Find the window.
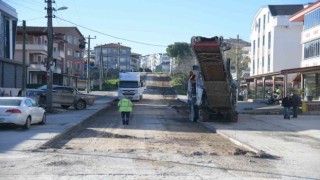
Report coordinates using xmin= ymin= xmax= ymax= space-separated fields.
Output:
xmin=38 ymin=56 xmax=41 ymax=63
xmin=257 ymin=58 xmax=259 ymax=73
xmin=304 ymin=8 xmax=320 ymax=30
xmin=268 ymin=32 xmax=271 ymax=49
xmin=0 ymin=16 xmax=3 ymax=58
xmin=252 ymin=59 xmax=255 ymax=75
xmin=268 ymin=12 xmax=270 ymax=23
xmin=258 ymin=18 xmax=261 ymax=33
xmin=73 ymin=37 xmax=78 ymax=45
xmin=253 ymin=40 xmax=255 ymax=55
xmin=67 ymin=35 xmax=72 ymax=44
xmin=258 ymin=38 xmax=260 ymax=48
xmin=267 ymin=55 xmax=270 ymax=72
xmin=262 ymin=35 xmax=265 ymax=46
xmin=74 ymin=52 xmax=81 ymax=58
xmin=304 ymin=39 xmax=320 ymax=59
xmin=263 ymin=15 xmax=266 ymax=30
xmin=67 ymin=49 xmax=73 ymax=56
xmin=262 ymin=57 xmax=264 ymax=68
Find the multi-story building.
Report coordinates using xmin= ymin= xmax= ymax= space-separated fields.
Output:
xmin=15 ymin=26 xmax=85 ymax=87
xmin=15 ymin=27 xmax=65 ymax=85
xmin=131 ymin=53 xmax=141 ymax=71
xmin=94 ymin=43 xmax=132 ymax=73
xmin=290 ymin=2 xmax=320 ymax=67
xmin=0 ymin=1 xmax=20 ymax=96
xmin=250 ymin=5 xmax=304 ymax=76
xmin=54 ymin=27 xmax=85 ymax=86
xmin=140 ymin=53 xmax=172 ymax=72
xmin=290 ymin=1 xmax=320 ymax=101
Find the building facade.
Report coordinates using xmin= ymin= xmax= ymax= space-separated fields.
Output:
xmin=131 ymin=53 xmax=141 ymax=71
xmin=250 ymin=5 xmax=304 ymax=76
xmin=290 ymin=1 xmax=320 ymax=101
xmin=140 ymin=53 xmax=172 ymax=72
xmin=15 ymin=27 xmax=65 ymax=86
xmin=290 ymin=2 xmax=320 ymax=67
xmin=0 ymin=1 xmax=21 ymax=96
xmin=94 ymin=43 xmax=132 ymax=73
xmin=15 ymin=26 xmax=85 ymax=87
xmin=53 ymin=27 xmax=85 ymax=86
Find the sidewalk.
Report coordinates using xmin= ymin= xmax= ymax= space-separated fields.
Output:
xmin=0 ymin=91 xmax=118 ymax=154
xmin=177 ymin=94 xmax=320 ymax=178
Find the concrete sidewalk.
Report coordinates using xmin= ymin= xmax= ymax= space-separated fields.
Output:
xmin=0 ymin=91 xmax=118 ymax=154
xmin=177 ymin=94 xmax=320 ymax=178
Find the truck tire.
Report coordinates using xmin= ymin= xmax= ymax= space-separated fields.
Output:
xmin=74 ymin=100 xmax=86 ymax=110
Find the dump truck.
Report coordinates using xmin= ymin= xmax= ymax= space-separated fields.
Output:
xmin=188 ymin=36 xmax=238 ymax=122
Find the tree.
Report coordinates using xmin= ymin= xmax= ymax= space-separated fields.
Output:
xmin=166 ymin=42 xmax=193 ymax=66
xmin=167 ymin=42 xmax=195 ymax=91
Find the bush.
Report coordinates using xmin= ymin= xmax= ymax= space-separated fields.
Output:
xmin=92 ymin=78 xmax=118 ymax=91
xmin=171 ymin=75 xmax=187 ymax=95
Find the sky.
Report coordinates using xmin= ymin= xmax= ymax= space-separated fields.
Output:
xmin=2 ymin=0 xmax=313 ymax=55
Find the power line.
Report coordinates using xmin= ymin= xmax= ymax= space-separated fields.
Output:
xmin=5 ymin=0 xmax=168 ymax=48
xmin=56 ymin=16 xmax=167 ymax=48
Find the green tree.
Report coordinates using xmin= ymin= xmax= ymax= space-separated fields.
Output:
xmin=167 ymin=42 xmax=195 ymax=91
xmin=166 ymin=42 xmax=192 ymax=66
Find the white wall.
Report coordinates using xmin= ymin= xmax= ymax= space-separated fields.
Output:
xmin=250 ymin=6 xmax=303 ymax=76
xmin=273 ymin=25 xmax=302 ymax=71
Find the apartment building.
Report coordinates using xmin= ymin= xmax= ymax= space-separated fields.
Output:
xmin=290 ymin=2 xmax=320 ymax=67
xmin=140 ymin=53 xmax=172 ymax=72
xmin=250 ymin=5 xmax=304 ymax=76
xmin=131 ymin=53 xmax=141 ymax=71
xmin=94 ymin=43 xmax=132 ymax=73
xmin=290 ymin=1 xmax=320 ymax=101
xmin=0 ymin=1 xmax=20 ymax=96
xmin=15 ymin=27 xmax=65 ymax=85
xmin=15 ymin=26 xmax=85 ymax=87
xmin=54 ymin=27 xmax=85 ymax=86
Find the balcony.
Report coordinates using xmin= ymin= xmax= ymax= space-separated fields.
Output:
xmin=53 ymin=51 xmax=65 ymax=59
xmin=16 ymin=43 xmax=47 ymax=53
xmin=28 ymin=63 xmax=46 ymax=72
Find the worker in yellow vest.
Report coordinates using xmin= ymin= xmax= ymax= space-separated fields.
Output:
xmin=118 ymin=98 xmax=133 ymax=125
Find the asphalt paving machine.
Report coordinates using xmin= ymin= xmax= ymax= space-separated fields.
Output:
xmin=188 ymin=36 xmax=238 ymax=122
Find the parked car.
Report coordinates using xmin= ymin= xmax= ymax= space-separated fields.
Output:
xmin=0 ymin=97 xmax=46 ymax=129
xmin=26 ymin=85 xmax=96 ymax=110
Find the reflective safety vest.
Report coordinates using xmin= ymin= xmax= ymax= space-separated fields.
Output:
xmin=118 ymin=98 xmax=133 ymax=112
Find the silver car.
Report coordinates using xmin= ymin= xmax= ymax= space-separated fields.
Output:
xmin=0 ymin=97 xmax=46 ymax=129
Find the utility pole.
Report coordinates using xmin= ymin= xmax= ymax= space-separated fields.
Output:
xmin=85 ymin=35 xmax=96 ymax=93
xmin=99 ymin=46 xmax=103 ymax=90
xmin=22 ymin=20 xmax=26 ymax=96
xmin=46 ymin=0 xmax=54 ymax=112
xmin=236 ymin=34 xmax=240 ymax=102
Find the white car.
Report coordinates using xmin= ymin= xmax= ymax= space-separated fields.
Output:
xmin=0 ymin=97 xmax=46 ymax=129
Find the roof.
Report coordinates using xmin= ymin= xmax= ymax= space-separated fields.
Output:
xmin=268 ymin=5 xmax=304 ymax=16
xmin=290 ymin=1 xmax=320 ymax=22
xmin=95 ymin=43 xmax=130 ymax=49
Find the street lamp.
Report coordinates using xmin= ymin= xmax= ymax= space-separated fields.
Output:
xmin=46 ymin=0 xmax=67 ymax=112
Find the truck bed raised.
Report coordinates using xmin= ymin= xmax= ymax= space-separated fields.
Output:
xmin=191 ymin=36 xmax=237 ymax=122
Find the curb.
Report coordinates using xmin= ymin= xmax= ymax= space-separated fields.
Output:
xmin=177 ymin=96 xmax=263 ymax=154
xmin=40 ymin=99 xmax=117 ymax=149
xmin=198 ymin=121 xmax=261 ymax=154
